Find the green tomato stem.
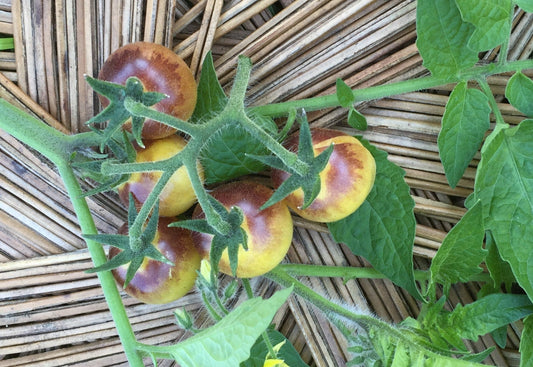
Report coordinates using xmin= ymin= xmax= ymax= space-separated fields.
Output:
xmin=0 ymin=98 xmax=144 ymax=366
xmin=266 ymin=267 xmax=390 ymax=330
xmin=226 ymin=56 xmax=253 ymax=111
xmin=249 ymin=59 xmax=533 ymax=118
xmin=477 ymin=78 xmax=507 ymax=126
xmin=56 ymin=162 xmax=145 ymax=366
xmin=124 ymin=97 xmax=203 ymax=137
xmin=128 ymin=169 xmax=174 ymax=242
xmin=275 ymin=263 xmax=492 ymax=283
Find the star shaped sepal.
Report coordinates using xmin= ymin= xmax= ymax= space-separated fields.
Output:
xmin=84 ymin=196 xmax=173 ymax=287
xmin=170 ymin=195 xmax=248 ymax=277
xmin=250 ymin=112 xmax=333 ymax=210
xmin=85 ymin=75 xmax=167 ymax=151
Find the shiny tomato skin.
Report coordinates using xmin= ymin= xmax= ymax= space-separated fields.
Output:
xmin=98 ymin=42 xmax=197 ymax=140
xmin=117 ymin=134 xmax=203 ymax=217
xmin=192 ymin=181 xmax=293 ymax=278
xmin=271 ymin=128 xmax=376 ymax=223
xmin=110 ymin=217 xmax=201 ymax=304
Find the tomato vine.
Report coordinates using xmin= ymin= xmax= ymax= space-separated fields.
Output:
xmin=2 ymin=2 xmax=533 ymax=366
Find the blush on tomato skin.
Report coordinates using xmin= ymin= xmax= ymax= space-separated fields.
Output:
xmin=109 ymin=217 xmax=201 ymax=304
xmin=117 ymin=134 xmax=204 ymax=217
xmin=98 ymin=42 xmax=197 ymax=140
xmin=191 ymin=181 xmax=293 ymax=278
xmin=271 ymin=128 xmax=376 ymax=223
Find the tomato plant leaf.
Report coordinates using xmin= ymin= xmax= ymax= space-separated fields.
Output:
xmin=448 ymin=293 xmax=533 ymax=342
xmin=438 ymin=82 xmax=491 ymax=188
xmin=473 ymin=120 xmax=533 ymax=302
xmin=191 ymin=51 xmax=227 ymax=123
xmin=521 ymin=315 xmax=533 ymax=367
xmin=328 ymin=140 xmax=421 ymax=300
xmin=515 ymin=0 xmax=533 ymax=12
xmin=416 ymin=0 xmax=477 ymax=77
xmin=241 ymin=329 xmax=309 ymax=367
xmin=485 ymin=231 xmax=516 ymax=291
xmin=138 ymin=287 xmax=293 ymax=367
xmin=336 ymin=79 xmax=355 ymax=108
xmin=346 ymin=323 xmax=485 ymax=367
xmin=505 ymin=71 xmax=533 ymax=117
xmin=347 ymin=107 xmax=368 ymax=131
xmin=455 ymin=0 xmax=513 ymax=52
xmin=428 ymin=200 xmax=486 ymax=296
xmin=199 ymin=124 xmax=275 ymax=184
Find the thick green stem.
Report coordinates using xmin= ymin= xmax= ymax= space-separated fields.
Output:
xmin=250 ymin=75 xmax=450 ymax=118
xmin=276 ymin=263 xmax=492 ymax=283
xmin=250 ymin=59 xmax=533 ymax=118
xmin=265 ymin=267 xmax=388 ymax=330
xmin=0 ymin=100 xmax=70 ymax=164
xmin=0 ymin=101 xmax=144 ymax=366
xmin=56 ymin=163 xmax=145 ymax=367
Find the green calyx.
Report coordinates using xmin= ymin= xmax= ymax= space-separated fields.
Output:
xmin=84 ymin=199 xmax=173 ymax=287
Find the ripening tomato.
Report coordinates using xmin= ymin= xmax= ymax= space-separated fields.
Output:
xmin=98 ymin=41 xmax=197 ymax=140
xmin=192 ymin=181 xmax=293 ymax=278
xmin=271 ymin=128 xmax=376 ymax=223
xmin=117 ymin=134 xmax=204 ymax=217
xmin=109 ymin=217 xmax=201 ymax=304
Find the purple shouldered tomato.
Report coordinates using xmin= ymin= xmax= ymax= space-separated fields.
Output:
xmin=98 ymin=41 xmax=197 ymax=140
xmin=192 ymin=181 xmax=293 ymax=278
xmin=109 ymin=217 xmax=201 ymax=304
xmin=271 ymin=128 xmax=376 ymax=223
xmin=117 ymin=134 xmax=204 ymax=217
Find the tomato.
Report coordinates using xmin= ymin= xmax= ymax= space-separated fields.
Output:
xmin=192 ymin=181 xmax=293 ymax=278
xmin=117 ymin=134 xmax=203 ymax=217
xmin=98 ymin=41 xmax=197 ymax=140
xmin=271 ymin=128 xmax=376 ymax=223
xmin=109 ymin=217 xmax=201 ymax=304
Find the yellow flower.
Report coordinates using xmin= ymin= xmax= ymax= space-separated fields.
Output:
xmin=263 ymin=358 xmax=289 ymax=367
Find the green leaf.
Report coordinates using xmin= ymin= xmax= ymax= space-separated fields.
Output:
xmin=347 ymin=107 xmax=368 ymax=131
xmin=191 ymin=51 xmax=227 ymax=123
xmin=240 ymin=329 xmax=309 ymax=367
xmin=429 ymin=200 xmax=486 ymax=294
xmin=416 ymin=0 xmax=478 ymax=77
xmin=515 ymin=0 xmax=533 ymax=12
xmin=328 ymin=140 xmax=421 ymax=300
xmin=474 ymin=120 xmax=533 ymax=302
xmin=336 ymin=79 xmax=355 ymax=108
xmin=449 ymin=293 xmax=533 ymax=342
xmin=485 ymin=231 xmax=516 ymax=291
xmin=147 ymin=287 xmax=293 ymax=367
xmin=455 ymin=0 xmax=513 ymax=51
xmin=199 ymin=124 xmax=273 ymax=184
xmin=505 ymin=71 xmax=533 ymax=117
xmin=521 ymin=315 xmax=533 ymax=367
xmin=347 ymin=324 xmax=486 ymax=367
xmin=438 ymin=82 xmax=491 ymax=188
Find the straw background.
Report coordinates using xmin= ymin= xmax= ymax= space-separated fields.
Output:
xmin=1 ymin=0 xmax=531 ymax=366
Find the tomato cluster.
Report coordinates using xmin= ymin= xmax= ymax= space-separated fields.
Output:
xmin=101 ymin=42 xmax=376 ymax=305
xmin=101 ymin=42 xmax=203 ymax=304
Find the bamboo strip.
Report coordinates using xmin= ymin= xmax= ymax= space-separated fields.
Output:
xmin=173 ymin=0 xmax=279 ymax=59
xmin=248 ymin=1 xmax=416 ymax=104
xmin=0 ymin=10 xmax=11 ymax=33
xmin=189 ymin=0 xmax=224 ymax=78
xmin=172 ymin=0 xmax=206 ymax=36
